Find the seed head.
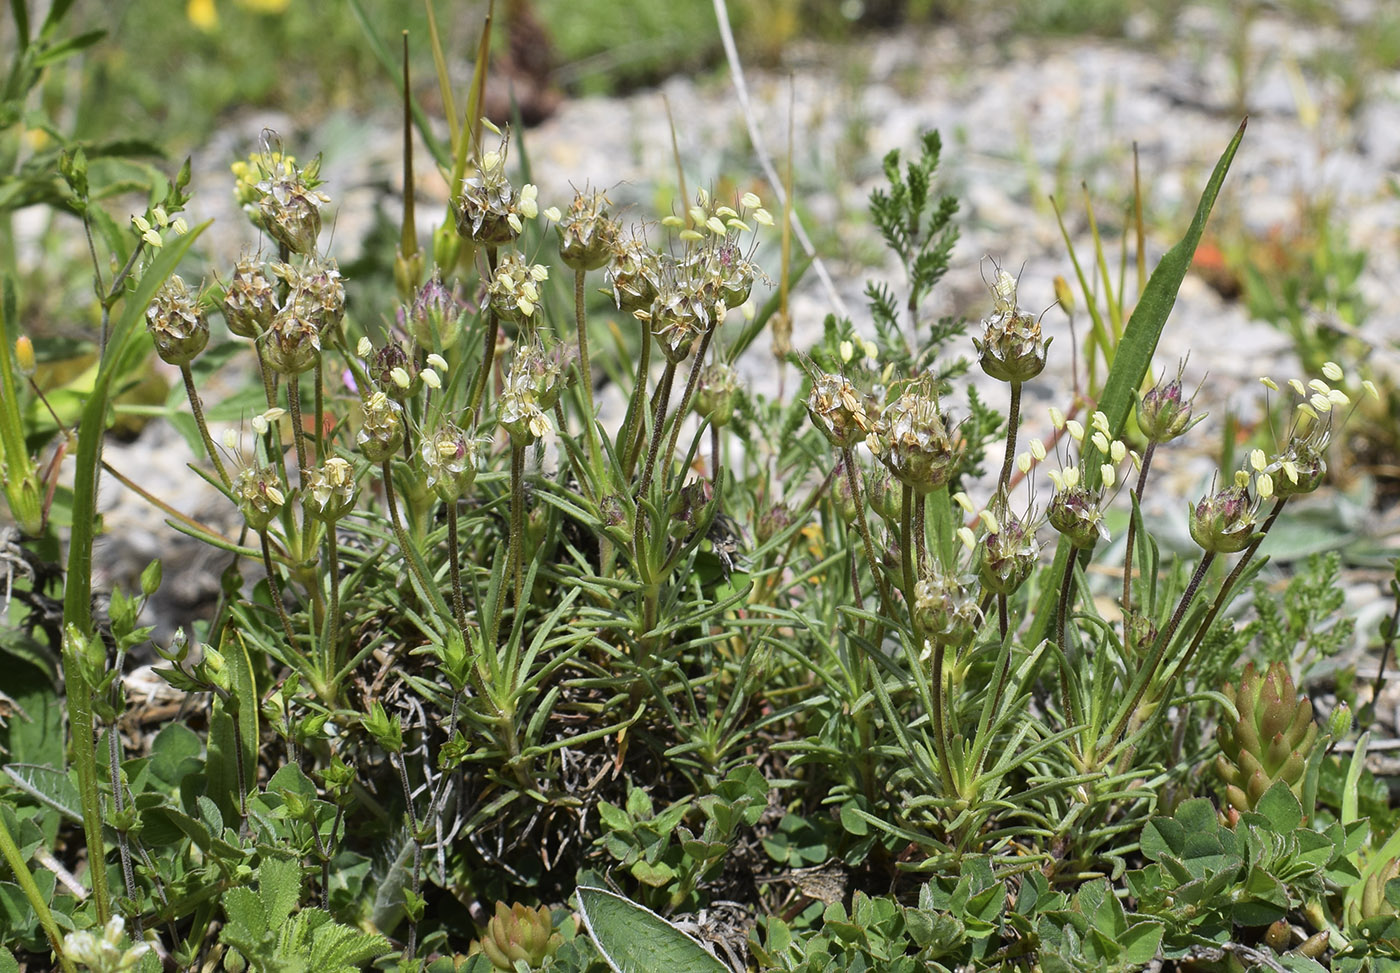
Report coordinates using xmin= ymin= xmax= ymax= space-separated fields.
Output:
xmin=222 ymin=257 xmax=278 ymax=338
xmin=255 ymin=150 xmax=329 ymax=255
xmin=454 ymin=127 xmax=538 ymax=246
xmin=263 ymin=302 xmax=321 ymax=376
xmin=146 ymin=274 xmax=209 ymax=366
xmin=233 ymin=462 xmax=285 ymax=530
xmin=304 ymin=456 xmax=358 ymax=522
xmin=556 ymin=187 xmax=620 ymax=271
xmin=869 ymin=383 xmax=961 ymax=494
xmin=806 ymin=371 xmax=871 ymax=449
xmin=421 ymin=423 xmax=483 ymax=502
xmin=357 ymin=391 xmax=404 ymax=463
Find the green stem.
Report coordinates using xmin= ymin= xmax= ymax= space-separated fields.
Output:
xmin=0 ymin=811 xmax=76 ymax=972
xmin=509 ymin=443 xmax=526 ymax=606
xmin=632 ymin=360 xmax=678 ymax=559
xmin=574 ymin=268 xmax=605 ymax=480
xmin=662 ymin=324 xmax=719 ymax=493
xmin=314 ymin=360 xmax=326 ymax=465
xmin=60 ymin=629 xmax=110 ymax=924
xmin=181 ymin=361 xmax=230 ymax=488
xmin=1101 ymin=549 xmax=1217 ymax=758
xmin=322 ymin=523 xmax=342 ymax=695
xmin=467 ymin=247 xmax=501 ymax=424
xmin=260 ymin=532 xmax=299 ymax=648
xmin=447 ymin=503 xmax=467 ymax=633
xmin=286 ymin=371 xmax=308 ymax=477
xmin=620 ymin=330 xmax=653 ymax=478
xmin=997 ymin=380 xmax=1022 ymax=496
xmin=900 ymin=484 xmax=918 ymax=626
xmin=1055 ymin=552 xmax=1083 ymax=734
xmin=1121 ymin=441 xmax=1157 ymax=629
xmin=930 ymin=638 xmax=956 ymax=795
xmin=842 ymin=448 xmax=894 ymax=620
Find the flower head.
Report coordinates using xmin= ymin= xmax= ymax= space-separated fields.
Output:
xmin=1046 ymin=470 xmax=1107 ymax=548
xmin=233 ymin=461 xmax=285 ymax=530
xmin=357 ymin=390 xmax=405 ymax=463
xmin=1137 ymin=360 xmax=1204 ymax=443
xmin=454 ymin=125 xmax=538 ymax=245
xmin=222 ymin=256 xmax=278 ymax=338
xmin=868 ymin=381 xmax=961 ymax=493
xmin=806 ymin=371 xmax=871 ymax=449
xmin=63 ymin=915 xmax=151 ymax=973
xmin=977 ymin=498 xmax=1041 ymax=595
xmin=487 ymin=250 xmax=549 ymax=326
xmin=973 ymin=266 xmax=1050 ymax=384
xmin=914 ymin=566 xmax=982 ymax=648
xmin=555 ymin=187 xmax=620 ymax=271
xmin=405 ymin=274 xmax=466 ymax=351
xmin=254 ymin=144 xmax=330 ymax=255
xmin=147 ymin=274 xmax=209 ymax=366
xmin=606 ymin=234 xmax=664 ymax=314
xmin=1189 ymin=482 xmax=1258 ymax=554
xmin=304 ymin=457 xmax=358 ymax=522
xmin=421 ymin=423 xmax=484 ymax=502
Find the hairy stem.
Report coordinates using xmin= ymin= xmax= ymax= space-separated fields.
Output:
xmin=997 ymin=380 xmax=1022 ymax=496
xmin=1120 ymin=440 xmax=1157 ymax=631
xmin=181 ymin=362 xmax=230 ymax=488
xmin=467 ymin=247 xmax=501 ymax=424
xmin=260 ymin=531 xmax=298 ymax=647
xmin=1103 ymin=548 xmax=1218 ymax=758
xmin=574 ymin=268 xmax=605 ymax=480
xmin=446 ymin=502 xmax=467 ymax=633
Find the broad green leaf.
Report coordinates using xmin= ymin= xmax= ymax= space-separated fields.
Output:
xmin=258 ymin=856 xmax=303 ymax=931
xmin=2 ymin=764 xmax=80 ymax=822
xmin=1256 ymin=780 xmax=1304 ymax=833
xmin=1119 ymin=921 xmax=1164 ymax=966
xmin=149 ymin=723 xmax=203 ymax=789
xmin=577 ymin=886 xmax=728 ymax=973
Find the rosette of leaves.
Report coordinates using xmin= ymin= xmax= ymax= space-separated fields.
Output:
xmin=1215 ymin=661 xmax=1318 ymax=813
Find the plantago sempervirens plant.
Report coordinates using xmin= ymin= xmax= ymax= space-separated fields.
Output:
xmin=22 ymin=57 xmax=1400 ymax=968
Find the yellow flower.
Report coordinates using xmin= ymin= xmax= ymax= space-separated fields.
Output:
xmin=187 ymin=0 xmax=217 ymax=30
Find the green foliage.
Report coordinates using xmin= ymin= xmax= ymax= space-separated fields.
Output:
xmin=577 ymin=886 xmax=728 ymax=973
xmin=219 ymin=856 xmax=392 ymax=973
xmin=1 ymin=8 xmax=1396 ymax=973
